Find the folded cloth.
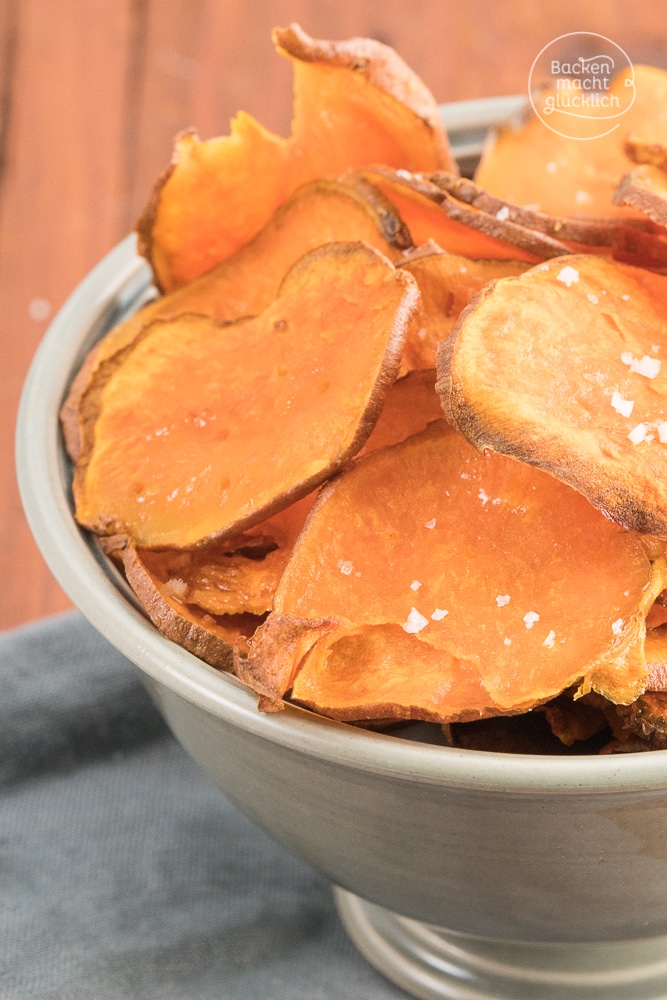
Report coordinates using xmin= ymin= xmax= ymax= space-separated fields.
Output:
xmin=0 ymin=611 xmax=407 ymax=999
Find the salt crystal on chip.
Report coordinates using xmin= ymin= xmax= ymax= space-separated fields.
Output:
xmin=496 ymin=595 xmax=510 ymax=607
xmin=628 ymin=423 xmax=648 ymax=445
xmin=410 ymin=580 xmax=422 ymax=591
xmin=403 ymin=608 xmax=428 ymax=634
xmin=496 ymin=206 xmax=510 ymax=221
xmin=523 ymin=611 xmax=540 ymax=629
xmin=542 ymin=630 xmax=556 ymax=648
xmin=611 ymin=391 xmax=634 ymax=417
xmin=612 ymin=618 xmax=624 ymax=636
xmin=431 ymin=608 xmax=448 ymax=621
xmin=557 ymin=266 xmax=579 ymax=287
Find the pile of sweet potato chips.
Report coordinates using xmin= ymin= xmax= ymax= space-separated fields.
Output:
xmin=63 ymin=25 xmax=667 ymax=753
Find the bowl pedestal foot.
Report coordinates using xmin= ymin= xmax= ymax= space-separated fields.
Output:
xmin=333 ymin=886 xmax=667 ymax=1000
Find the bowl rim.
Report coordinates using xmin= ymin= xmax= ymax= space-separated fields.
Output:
xmin=16 ymin=97 xmax=667 ymax=794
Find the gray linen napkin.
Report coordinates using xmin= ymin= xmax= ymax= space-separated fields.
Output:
xmin=0 ymin=611 xmax=408 ymax=999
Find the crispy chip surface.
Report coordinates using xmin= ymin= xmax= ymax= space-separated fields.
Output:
xmin=138 ymin=25 xmax=452 ymax=290
xmin=74 ymin=242 xmax=418 ymax=548
xmin=438 ymin=254 xmax=667 ymax=538
xmin=272 ymin=420 xmax=657 ymax=712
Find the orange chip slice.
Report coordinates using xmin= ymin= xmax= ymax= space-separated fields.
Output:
xmin=357 ymin=167 xmax=569 ymax=262
xmin=266 ymin=420 xmax=659 ymax=712
xmin=438 ymin=254 xmax=667 ymax=537
xmin=138 ymin=24 xmax=453 ymax=290
xmin=122 ymin=539 xmax=264 ymax=665
xmin=290 ymin=623 xmax=494 ymax=723
xmin=61 ymin=177 xmax=413 ymax=463
xmin=399 ymin=243 xmax=528 ymax=369
xmin=475 ymin=66 xmax=667 ymax=218
xmin=614 ymin=164 xmax=667 ymax=227
xmin=73 ymin=242 xmax=419 ymax=548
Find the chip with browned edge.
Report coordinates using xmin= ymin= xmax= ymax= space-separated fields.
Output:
xmin=138 ymin=24 xmax=454 ymax=291
xmin=242 ymin=420 xmax=662 ymax=719
xmin=73 ymin=242 xmax=418 ymax=548
xmin=437 ymin=254 xmax=667 ymax=538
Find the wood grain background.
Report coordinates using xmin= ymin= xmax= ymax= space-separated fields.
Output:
xmin=4 ymin=0 xmax=666 ymax=631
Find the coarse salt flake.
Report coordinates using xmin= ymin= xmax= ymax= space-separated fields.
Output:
xmin=424 ymin=518 xmax=437 ymax=529
xmin=478 ymin=488 xmax=489 ymax=505
xmin=611 ymin=391 xmax=634 ymax=418
xmin=338 ymin=560 xmax=354 ymax=576
xmin=496 ymin=595 xmax=510 ymax=607
xmin=656 ymin=421 xmax=667 ymax=443
xmin=431 ymin=608 xmax=448 ymax=621
xmin=612 ymin=618 xmax=624 ymax=636
xmin=410 ymin=580 xmax=422 ymax=591
xmin=636 ymin=356 xmax=661 ymax=378
xmin=557 ymin=265 xmax=579 ymax=287
xmin=523 ymin=611 xmax=540 ymax=629
xmin=403 ymin=608 xmax=429 ymax=634
xmin=542 ymin=630 xmax=556 ymax=648
xmin=503 ymin=637 xmax=512 ymax=646
xmin=496 ymin=205 xmax=510 ymax=221
xmin=621 ymin=352 xmax=661 ymax=378
xmin=587 ymin=293 xmax=599 ymax=304
xmin=628 ymin=423 xmax=648 ymax=445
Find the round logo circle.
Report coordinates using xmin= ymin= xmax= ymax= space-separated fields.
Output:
xmin=528 ymin=33 xmax=635 ymax=141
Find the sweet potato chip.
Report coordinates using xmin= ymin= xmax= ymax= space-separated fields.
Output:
xmin=432 ymin=170 xmax=667 ymax=270
xmin=289 ymin=623 xmax=494 ymax=723
xmin=361 ymin=368 xmax=442 ymax=451
xmin=138 ymin=24 xmax=453 ymax=290
xmin=614 ymin=691 xmax=667 ymax=749
xmin=73 ymin=242 xmax=418 ymax=549
xmin=398 ymin=243 xmax=528 ymax=368
xmin=356 ymin=167 xmax=570 ymax=262
xmin=625 ymin=136 xmax=667 ymax=171
xmin=62 ymin=177 xmax=413 ymax=463
xmin=263 ymin=420 xmax=659 ymax=714
xmin=614 ymin=165 xmax=667 ymax=227
xmin=475 ymin=66 xmax=667 ymax=218
xmin=123 ymin=539 xmax=264 ymax=666
xmin=644 ymin=626 xmax=667 ymax=690
xmin=438 ymin=254 xmax=667 ymax=537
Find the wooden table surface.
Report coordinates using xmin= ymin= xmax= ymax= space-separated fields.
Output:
xmin=3 ymin=0 xmax=666 ymax=632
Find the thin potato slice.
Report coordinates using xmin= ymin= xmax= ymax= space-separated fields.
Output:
xmin=290 ymin=623 xmax=494 ymax=724
xmin=123 ymin=540 xmax=264 ymax=666
xmin=125 ymin=368 xmax=443 ymax=649
xmin=433 ymin=170 xmax=667 ymax=270
xmin=361 ymin=367 xmax=442 ymax=451
xmin=357 ymin=167 xmax=570 ymax=262
xmin=266 ymin=420 xmax=659 ymax=712
xmin=625 ymin=136 xmax=667 ymax=171
xmin=438 ymin=254 xmax=667 ymax=538
xmin=138 ymin=24 xmax=453 ymax=290
xmin=614 ymin=165 xmax=667 ymax=227
xmin=62 ymin=177 xmax=413 ymax=463
xmin=399 ymin=243 xmax=529 ymax=369
xmin=475 ymin=66 xmax=667 ymax=218
xmin=74 ymin=242 xmax=419 ymax=548
xmin=645 ymin=626 xmax=667 ymax=690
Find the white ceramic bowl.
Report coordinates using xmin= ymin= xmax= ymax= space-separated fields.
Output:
xmin=17 ymin=99 xmax=667 ymax=1000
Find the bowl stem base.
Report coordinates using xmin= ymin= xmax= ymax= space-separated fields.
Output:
xmin=333 ymin=886 xmax=667 ymax=1000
